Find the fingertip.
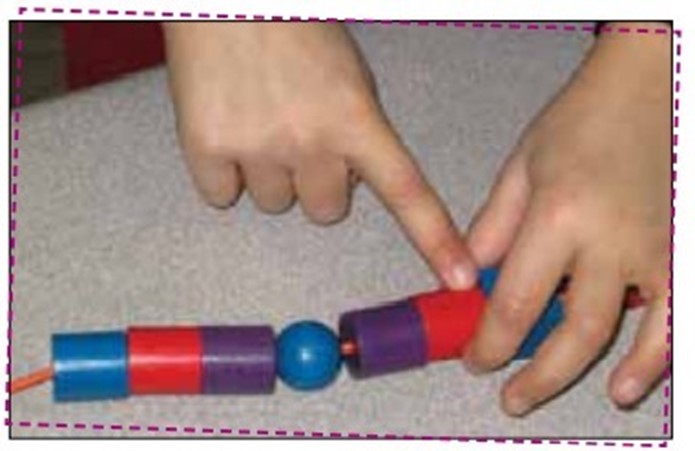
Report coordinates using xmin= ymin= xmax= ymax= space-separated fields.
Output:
xmin=305 ymin=202 xmax=350 ymax=226
xmin=461 ymin=334 xmax=505 ymax=376
xmin=608 ymin=358 xmax=664 ymax=409
xmin=256 ymin=194 xmax=296 ymax=215
xmin=497 ymin=378 xmax=533 ymax=417
xmin=196 ymin=183 xmax=241 ymax=209
xmin=608 ymin=291 xmax=670 ymax=409
xmin=461 ymin=348 xmax=487 ymax=376
xmin=460 ymin=312 xmax=518 ymax=376
xmin=242 ymin=163 xmax=296 ymax=215
xmin=442 ymin=259 xmax=478 ymax=291
xmin=186 ymin=155 xmax=242 ymax=210
xmin=502 ymin=395 xmax=533 ymax=418
xmin=204 ymin=196 xmax=236 ymax=210
xmin=404 ymin=217 xmax=478 ymax=292
xmin=610 ymin=376 xmax=646 ymax=408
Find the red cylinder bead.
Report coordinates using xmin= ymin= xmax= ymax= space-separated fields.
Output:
xmin=412 ymin=287 xmax=486 ymax=361
xmin=128 ymin=327 xmax=203 ymax=395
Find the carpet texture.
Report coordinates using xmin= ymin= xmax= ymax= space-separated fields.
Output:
xmin=10 ymin=23 xmax=668 ymax=438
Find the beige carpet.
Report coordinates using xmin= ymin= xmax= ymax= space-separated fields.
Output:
xmin=10 ymin=22 xmax=669 ymax=439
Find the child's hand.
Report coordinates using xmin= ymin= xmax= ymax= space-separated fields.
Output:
xmin=464 ymin=24 xmax=671 ymax=415
xmin=163 ymin=23 xmax=477 ymax=290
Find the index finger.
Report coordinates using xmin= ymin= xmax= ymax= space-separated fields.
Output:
xmin=345 ymin=117 xmax=477 ymax=290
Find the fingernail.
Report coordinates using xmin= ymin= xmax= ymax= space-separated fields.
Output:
xmin=505 ymin=395 xmax=532 ymax=417
xmin=444 ymin=263 xmax=475 ymax=291
xmin=615 ymin=378 xmax=644 ymax=406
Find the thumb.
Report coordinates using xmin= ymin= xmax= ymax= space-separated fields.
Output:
xmin=467 ymin=151 xmax=530 ymax=267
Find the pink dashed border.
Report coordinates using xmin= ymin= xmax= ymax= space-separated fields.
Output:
xmin=665 ymin=21 xmax=681 ymax=443
xmin=7 ymin=9 xmax=678 ymax=445
xmin=9 ymin=18 xmax=23 ymax=434
xmin=0 ymin=419 xmax=674 ymax=445
xmin=10 ymin=7 xmax=679 ymax=36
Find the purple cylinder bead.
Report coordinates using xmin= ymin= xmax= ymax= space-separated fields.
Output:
xmin=339 ymin=299 xmax=428 ymax=378
xmin=201 ymin=325 xmax=276 ymax=394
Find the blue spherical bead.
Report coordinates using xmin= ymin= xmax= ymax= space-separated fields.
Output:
xmin=276 ymin=321 xmax=341 ymax=391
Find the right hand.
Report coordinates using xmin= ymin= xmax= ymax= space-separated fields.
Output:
xmin=163 ymin=22 xmax=477 ymax=290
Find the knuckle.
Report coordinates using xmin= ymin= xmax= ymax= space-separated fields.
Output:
xmin=572 ymin=316 xmax=614 ymax=350
xmin=341 ymin=90 xmax=379 ymax=123
xmin=280 ymin=111 xmax=320 ymax=150
xmin=536 ymin=192 xmax=579 ymax=231
xmin=179 ymin=125 xmax=233 ymax=159
xmin=328 ymin=92 xmax=383 ymax=143
xmin=385 ymin=169 xmax=429 ymax=210
xmin=179 ymin=119 xmax=284 ymax=160
xmin=490 ymin=297 xmax=534 ymax=340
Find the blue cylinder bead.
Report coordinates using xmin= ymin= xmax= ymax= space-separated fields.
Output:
xmin=52 ymin=331 xmax=129 ymax=402
xmin=479 ymin=267 xmax=565 ymax=359
xmin=276 ymin=321 xmax=341 ymax=391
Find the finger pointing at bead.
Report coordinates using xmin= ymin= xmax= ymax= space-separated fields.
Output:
xmin=346 ymin=117 xmax=477 ymax=291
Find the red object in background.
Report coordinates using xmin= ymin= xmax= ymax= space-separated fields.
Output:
xmin=624 ymin=286 xmax=646 ymax=309
xmin=128 ymin=327 xmax=203 ymax=395
xmin=412 ymin=288 xmax=486 ymax=361
xmin=62 ymin=22 xmax=165 ymax=90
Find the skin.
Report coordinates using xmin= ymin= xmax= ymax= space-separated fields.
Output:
xmin=464 ymin=23 xmax=672 ymax=416
xmin=163 ymin=22 xmax=477 ymax=291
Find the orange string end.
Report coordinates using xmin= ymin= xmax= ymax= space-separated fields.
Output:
xmin=10 ymin=366 xmax=53 ymax=394
xmin=340 ymin=340 xmax=357 ymax=357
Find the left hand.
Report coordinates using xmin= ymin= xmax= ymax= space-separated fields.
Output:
xmin=163 ymin=23 xmax=478 ymax=291
xmin=464 ymin=23 xmax=672 ymax=416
